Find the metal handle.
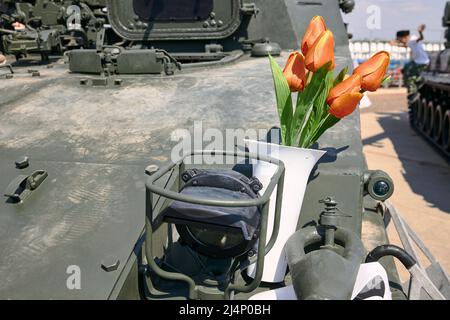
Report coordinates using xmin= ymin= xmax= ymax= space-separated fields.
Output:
xmin=365 ymin=244 xmax=417 ymax=269
xmin=146 ymin=150 xmax=285 ymax=207
xmin=4 ymin=170 xmax=48 ymax=203
xmin=0 ymin=63 xmax=14 ymax=74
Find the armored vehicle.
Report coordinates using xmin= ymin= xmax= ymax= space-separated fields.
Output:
xmin=0 ymin=0 xmax=448 ymax=300
xmin=408 ymin=1 xmax=450 ymax=161
xmin=0 ymin=0 xmax=108 ymax=61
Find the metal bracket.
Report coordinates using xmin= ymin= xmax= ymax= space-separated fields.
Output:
xmin=96 ymin=28 xmax=106 ymax=50
xmin=4 ymin=170 xmax=48 ymax=203
xmin=240 ymin=3 xmax=260 ymax=17
xmin=384 ymin=201 xmax=449 ymax=300
xmin=205 ymin=44 xmax=223 ymax=54
xmin=0 ymin=63 xmax=14 ymax=78
xmin=318 ymin=197 xmax=352 ymax=250
xmin=144 ymin=150 xmax=286 ymax=300
xmin=155 ymin=49 xmax=182 ymax=75
xmin=69 ymin=47 xmax=181 ymax=76
xmin=319 ymin=197 xmax=352 ymax=227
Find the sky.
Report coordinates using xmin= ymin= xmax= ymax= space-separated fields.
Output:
xmin=343 ymin=0 xmax=448 ymax=42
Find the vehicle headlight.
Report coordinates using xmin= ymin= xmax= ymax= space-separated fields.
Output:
xmin=162 ymin=169 xmax=263 ymax=259
xmin=364 ymin=170 xmax=394 ymax=201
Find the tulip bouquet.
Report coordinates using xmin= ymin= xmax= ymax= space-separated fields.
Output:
xmin=270 ymin=16 xmax=391 ymax=148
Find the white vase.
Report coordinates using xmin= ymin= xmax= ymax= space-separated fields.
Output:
xmin=245 ymin=139 xmax=326 ymax=283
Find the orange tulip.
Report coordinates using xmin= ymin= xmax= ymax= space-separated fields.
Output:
xmin=327 ymin=74 xmax=362 ymax=106
xmin=354 ymin=51 xmax=390 ymax=92
xmin=328 ymin=92 xmax=363 ymax=119
xmin=283 ymin=52 xmax=307 ymax=92
xmin=305 ymin=30 xmax=335 ymax=72
xmin=301 ymin=16 xmax=327 ymax=55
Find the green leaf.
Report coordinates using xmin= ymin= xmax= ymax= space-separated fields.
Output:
xmin=313 ymin=70 xmax=334 ymax=125
xmin=293 ymin=101 xmax=315 ymax=147
xmin=290 ymin=63 xmax=331 ymax=147
xmin=280 ymin=97 xmax=293 ymax=146
xmin=303 ymin=114 xmax=340 ymax=148
xmin=269 ymin=55 xmax=293 ymax=144
xmin=291 ymin=63 xmax=334 ymax=146
xmin=292 ymin=81 xmax=324 ymax=147
xmin=300 ymin=63 xmax=331 ymax=103
xmin=381 ymin=75 xmax=392 ymax=87
xmin=334 ymin=66 xmax=349 ymax=86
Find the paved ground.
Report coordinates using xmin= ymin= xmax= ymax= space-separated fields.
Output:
xmin=362 ymin=88 xmax=450 ymax=281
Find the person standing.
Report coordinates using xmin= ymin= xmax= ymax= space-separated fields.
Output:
xmin=391 ymin=24 xmax=430 ymax=93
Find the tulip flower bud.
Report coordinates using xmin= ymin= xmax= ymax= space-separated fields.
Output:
xmin=328 ymin=92 xmax=364 ymax=119
xmin=354 ymin=51 xmax=390 ymax=92
xmin=301 ymin=16 xmax=327 ymax=56
xmin=327 ymin=74 xmax=362 ymax=106
xmin=305 ymin=30 xmax=335 ymax=73
xmin=283 ymin=52 xmax=307 ymax=92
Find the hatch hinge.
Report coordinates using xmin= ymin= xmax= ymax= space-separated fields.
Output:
xmin=4 ymin=170 xmax=48 ymax=203
xmin=0 ymin=63 xmax=14 ymax=79
xmin=68 ymin=47 xmax=182 ymax=80
xmin=240 ymin=3 xmax=260 ymax=17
